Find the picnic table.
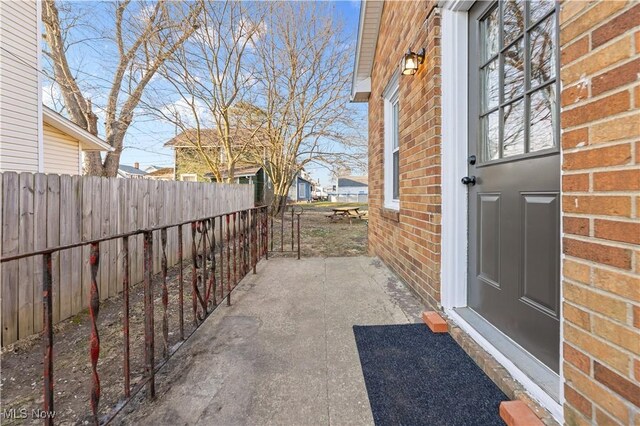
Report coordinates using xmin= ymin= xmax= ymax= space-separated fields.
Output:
xmin=326 ymin=206 xmax=367 ymax=224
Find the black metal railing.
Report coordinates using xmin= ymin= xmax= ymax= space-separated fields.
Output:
xmin=0 ymin=204 xmax=307 ymax=425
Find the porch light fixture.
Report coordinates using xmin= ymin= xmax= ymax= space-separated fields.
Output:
xmin=401 ymin=48 xmax=425 ymax=75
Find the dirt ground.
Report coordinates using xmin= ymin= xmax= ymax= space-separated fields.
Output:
xmin=0 ymin=202 xmax=368 ymax=424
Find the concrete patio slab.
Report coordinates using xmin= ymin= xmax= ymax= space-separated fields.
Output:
xmin=114 ymin=257 xmax=424 ymax=425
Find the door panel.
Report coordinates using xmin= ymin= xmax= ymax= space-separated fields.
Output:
xmin=467 ymin=0 xmax=560 ymax=372
xmin=522 ymin=193 xmax=559 ymax=316
xmin=478 ymin=193 xmax=501 ymax=287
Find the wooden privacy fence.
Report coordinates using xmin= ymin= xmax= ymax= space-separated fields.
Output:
xmin=0 ymin=172 xmax=254 ymax=346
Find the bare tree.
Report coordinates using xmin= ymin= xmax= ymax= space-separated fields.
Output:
xmin=251 ymin=2 xmax=364 ymax=211
xmin=145 ymin=0 xmax=267 ymax=182
xmin=42 ymin=0 xmax=202 ymax=176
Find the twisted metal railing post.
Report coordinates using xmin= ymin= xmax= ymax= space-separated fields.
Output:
xmin=219 ymin=218 xmax=224 ymax=304
xmin=143 ymin=231 xmax=155 ymax=398
xmin=42 ymin=252 xmax=54 ymax=426
xmin=209 ymin=217 xmax=217 ymax=307
xmin=89 ymin=242 xmax=101 ymax=422
xmin=161 ymin=228 xmax=169 ymax=359
xmin=253 ymin=210 xmax=257 ymax=274
xmin=226 ymin=214 xmax=231 ymax=305
xmin=238 ymin=211 xmax=243 ymax=276
xmin=177 ymin=225 xmax=184 ymax=341
xmin=191 ymin=223 xmax=198 ymax=326
xmin=233 ymin=212 xmax=237 ymax=289
xmin=122 ymin=236 xmax=131 ymax=397
xmin=201 ymin=221 xmax=208 ymax=315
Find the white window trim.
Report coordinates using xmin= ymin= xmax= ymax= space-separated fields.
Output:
xmin=180 ymin=173 xmax=198 ymax=182
xmin=383 ymin=70 xmax=401 ymax=211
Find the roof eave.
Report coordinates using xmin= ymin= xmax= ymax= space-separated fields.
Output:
xmin=350 ymin=0 xmax=384 ymax=103
xmin=42 ymin=106 xmax=113 ymax=152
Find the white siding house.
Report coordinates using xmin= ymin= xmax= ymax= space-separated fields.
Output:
xmin=0 ymin=2 xmax=111 ymax=175
xmin=0 ymin=0 xmax=42 ymax=172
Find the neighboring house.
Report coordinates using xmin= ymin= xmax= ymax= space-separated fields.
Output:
xmin=288 ymin=171 xmax=313 ymax=203
xmin=117 ymin=163 xmax=148 ymax=179
xmin=146 ymin=167 xmax=175 ymax=181
xmin=0 ymin=2 xmax=111 ymax=174
xmin=352 ymin=1 xmax=639 ymax=424
xmin=144 ymin=165 xmax=163 ymax=174
xmin=336 ymin=175 xmax=368 ymax=196
xmin=164 ymin=129 xmax=262 ymax=182
xmin=206 ymin=166 xmax=272 ymax=205
xmin=41 ymin=107 xmax=112 ymax=175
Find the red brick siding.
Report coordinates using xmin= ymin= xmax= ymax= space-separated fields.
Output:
xmin=367 ymin=1 xmax=442 ymax=309
xmin=559 ymin=1 xmax=640 ymax=424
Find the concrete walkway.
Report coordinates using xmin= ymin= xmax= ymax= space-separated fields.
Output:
xmin=115 ymin=257 xmax=424 ymax=425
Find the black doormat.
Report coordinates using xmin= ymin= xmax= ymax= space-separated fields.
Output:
xmin=353 ymin=324 xmax=507 ymax=426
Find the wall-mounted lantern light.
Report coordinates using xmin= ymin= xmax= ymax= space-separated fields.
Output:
xmin=401 ymin=48 xmax=425 ymax=75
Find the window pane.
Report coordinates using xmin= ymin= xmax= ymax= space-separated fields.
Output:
xmin=392 ymin=101 xmax=399 ymax=149
xmin=503 ymin=99 xmax=525 ymax=157
xmin=481 ymin=111 xmax=500 ymax=161
xmin=530 ymin=15 xmax=556 ymax=88
xmin=503 ymin=0 xmax=525 ymax=45
xmin=503 ymin=37 xmax=524 ymax=101
xmin=530 ymin=0 xmax=554 ymax=23
xmin=482 ymin=59 xmax=499 ymax=112
xmin=392 ymin=151 xmax=399 ymax=199
xmin=529 ymin=85 xmax=556 ymax=152
xmin=481 ymin=5 xmax=499 ymax=61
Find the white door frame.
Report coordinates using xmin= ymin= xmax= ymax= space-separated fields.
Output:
xmin=438 ymin=1 xmax=563 ymax=421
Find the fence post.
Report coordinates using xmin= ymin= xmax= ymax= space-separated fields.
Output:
xmin=143 ymin=231 xmax=155 ymax=398
xmin=42 ymin=252 xmax=54 ymax=426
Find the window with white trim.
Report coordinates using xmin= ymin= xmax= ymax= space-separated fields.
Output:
xmin=180 ymin=173 xmax=197 ymax=182
xmin=383 ymin=71 xmax=400 ymax=210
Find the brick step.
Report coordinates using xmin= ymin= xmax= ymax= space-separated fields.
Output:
xmin=421 ymin=311 xmax=448 ymax=333
xmin=499 ymin=401 xmax=544 ymax=426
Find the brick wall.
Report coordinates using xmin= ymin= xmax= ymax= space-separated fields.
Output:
xmin=559 ymin=1 xmax=640 ymax=424
xmin=368 ymin=1 xmax=442 ymax=309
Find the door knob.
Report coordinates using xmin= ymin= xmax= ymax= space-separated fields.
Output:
xmin=461 ymin=176 xmax=476 ymax=186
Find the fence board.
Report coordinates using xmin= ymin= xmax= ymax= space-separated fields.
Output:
xmin=1 ymin=174 xmax=253 ymax=345
xmin=81 ymin=176 xmax=94 ymax=315
xmin=109 ymin=178 xmax=119 ymax=297
xmin=100 ymin=178 xmax=110 ymax=301
xmin=33 ymin=174 xmax=47 ymax=333
xmin=59 ymin=175 xmax=72 ymax=321
xmin=46 ymin=174 xmax=61 ymax=324
xmin=18 ymin=172 xmax=35 ymax=337
xmin=2 ymin=173 xmax=19 ymax=344
xmin=71 ymin=176 xmax=83 ymax=314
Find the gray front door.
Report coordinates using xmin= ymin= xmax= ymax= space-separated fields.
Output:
xmin=467 ymin=0 xmax=560 ymax=372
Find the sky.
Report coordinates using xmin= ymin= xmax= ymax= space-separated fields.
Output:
xmin=44 ymin=1 xmax=367 ymax=186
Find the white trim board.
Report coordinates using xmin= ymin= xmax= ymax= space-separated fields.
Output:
xmin=439 ymin=3 xmax=564 ymax=423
